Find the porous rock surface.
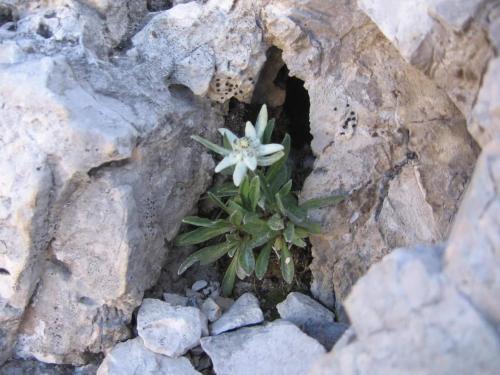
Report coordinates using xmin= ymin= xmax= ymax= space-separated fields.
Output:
xmin=0 ymin=0 xmax=220 ymax=365
xmin=0 ymin=0 xmax=498 ymax=372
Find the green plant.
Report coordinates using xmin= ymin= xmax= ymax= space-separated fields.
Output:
xmin=176 ymin=105 xmax=345 ymax=295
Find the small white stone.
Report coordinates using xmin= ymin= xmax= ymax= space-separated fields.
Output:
xmin=191 ymin=280 xmax=208 ymax=292
xmin=201 ymin=320 xmax=325 ymax=375
xmin=210 ymin=293 xmax=264 ymax=335
xmin=97 ymin=337 xmax=200 ymax=375
xmin=137 ymin=298 xmax=208 ymax=357
xmin=201 ymin=297 xmax=222 ymax=322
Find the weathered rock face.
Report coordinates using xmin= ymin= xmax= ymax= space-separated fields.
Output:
xmin=309 ymin=246 xmax=500 ymax=374
xmin=130 ymin=0 xmax=267 ymax=101
xmin=358 ymin=0 xmax=495 ymax=119
xmin=262 ymin=0 xmax=479 ymax=308
xmin=0 ymin=0 xmax=221 ymax=365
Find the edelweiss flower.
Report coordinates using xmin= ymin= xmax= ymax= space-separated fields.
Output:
xmin=191 ymin=105 xmax=285 ymax=186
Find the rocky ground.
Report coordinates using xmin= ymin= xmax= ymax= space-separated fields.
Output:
xmin=0 ymin=0 xmax=499 ymax=374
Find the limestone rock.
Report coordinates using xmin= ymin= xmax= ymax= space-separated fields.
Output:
xmin=277 ymin=292 xmax=347 ymax=349
xmin=263 ymin=0 xmax=478 ymax=310
xmin=201 ymin=320 xmax=325 ymax=375
xmin=210 ymin=293 xmax=263 ymax=335
xmin=277 ymin=292 xmax=335 ymax=326
xmin=130 ymin=0 xmax=267 ymax=102
xmin=309 ymin=245 xmax=500 ymax=374
xmin=358 ymin=0 xmax=494 ymax=117
xmin=137 ymin=299 xmax=208 ymax=357
xmin=97 ymin=337 xmax=200 ymax=375
xmin=445 ymin=140 xmax=500 ymax=329
xmin=0 ymin=0 xmax=221 ymax=364
xmin=191 ymin=280 xmax=208 ymax=292
xmin=470 ymin=57 xmax=500 ymax=147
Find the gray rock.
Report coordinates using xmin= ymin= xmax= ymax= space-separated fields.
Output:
xmin=264 ymin=0 xmax=478 ymax=310
xmin=445 ymin=140 xmax=500 ymax=328
xmin=201 ymin=320 xmax=325 ymax=375
xmin=0 ymin=0 xmax=220 ymax=363
xmin=277 ymin=292 xmax=346 ymax=349
xmin=137 ymin=299 xmax=208 ymax=357
xmin=470 ymin=58 xmax=500 ymax=147
xmin=309 ymin=245 xmax=500 ymax=374
xmin=191 ymin=280 xmax=208 ymax=292
xmin=277 ymin=292 xmax=335 ymax=326
xmin=210 ymin=293 xmax=264 ymax=335
xmin=97 ymin=337 xmax=200 ymax=375
xmin=163 ymin=293 xmax=189 ymax=307
xmin=201 ymin=298 xmax=222 ymax=323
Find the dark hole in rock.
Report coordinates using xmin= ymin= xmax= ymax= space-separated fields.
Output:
xmin=0 ymin=268 xmax=10 ymax=275
xmin=0 ymin=5 xmax=14 ymax=27
xmin=37 ymin=23 xmax=53 ymax=39
xmin=147 ymin=0 xmax=173 ymax=12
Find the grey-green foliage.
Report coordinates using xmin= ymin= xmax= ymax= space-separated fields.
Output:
xmin=176 ymin=110 xmax=346 ymax=296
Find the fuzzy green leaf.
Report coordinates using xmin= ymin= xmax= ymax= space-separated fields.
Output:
xmin=182 ymin=216 xmax=223 ymax=227
xmin=255 ymin=242 xmax=273 ymax=280
xmin=256 ymin=151 xmax=285 ymax=167
xmin=266 ymin=134 xmax=291 ymax=182
xmin=210 ymin=183 xmax=239 ymax=198
xmin=248 ymin=230 xmax=275 ymax=249
xmin=262 ymin=118 xmax=275 ymax=144
xmin=222 ymin=256 xmax=238 ymax=296
xmin=278 ymin=180 xmax=293 ymax=197
xmin=291 ymin=236 xmax=307 ymax=248
xmin=275 ymin=193 xmax=286 ymax=216
xmin=280 ymin=242 xmax=294 ymax=284
xmin=238 ymin=243 xmax=255 ymax=275
xmin=222 ymin=133 xmax=233 ymax=150
xmin=229 ymin=210 xmax=243 ymax=226
xmin=239 ymin=176 xmax=252 ymax=211
xmin=267 ymin=214 xmax=285 ymax=231
xmin=178 ymin=242 xmax=235 ymax=275
xmin=207 ymin=192 xmax=231 ymax=215
xmin=300 ymin=194 xmax=347 ymax=210
xmin=191 ymin=135 xmax=230 ymax=156
xmin=175 ymin=222 xmax=232 ymax=246
xmin=248 ymin=176 xmax=261 ymax=212
xmin=284 ymin=222 xmax=295 ymax=243
xmin=241 ymin=214 xmax=268 ymax=235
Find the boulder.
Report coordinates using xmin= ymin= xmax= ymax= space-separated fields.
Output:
xmin=309 ymin=245 xmax=500 ymax=374
xmin=201 ymin=320 xmax=325 ymax=375
xmin=97 ymin=337 xmax=200 ymax=375
xmin=0 ymin=1 xmax=221 ymax=364
xmin=163 ymin=293 xmax=189 ymax=307
xmin=263 ymin=0 xmax=478 ymax=311
xmin=137 ymin=299 xmax=208 ymax=357
xmin=210 ymin=293 xmax=264 ymax=335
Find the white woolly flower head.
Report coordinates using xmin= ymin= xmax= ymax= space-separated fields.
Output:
xmin=191 ymin=105 xmax=285 ymax=186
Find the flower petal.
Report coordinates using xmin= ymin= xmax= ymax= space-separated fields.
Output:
xmin=243 ymin=155 xmax=257 ymax=171
xmin=255 ymin=104 xmax=268 ymax=140
xmin=245 ymin=121 xmax=257 ymax=139
xmin=215 ymin=154 xmax=238 ymax=173
xmin=218 ymin=128 xmax=238 ymax=144
xmin=233 ymin=161 xmax=248 ymax=187
xmin=257 ymin=143 xmax=284 ymax=156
